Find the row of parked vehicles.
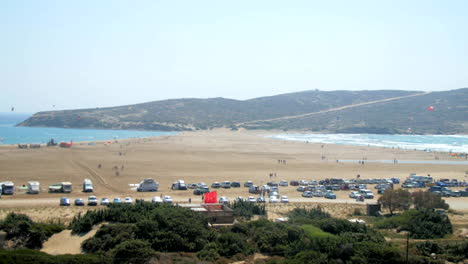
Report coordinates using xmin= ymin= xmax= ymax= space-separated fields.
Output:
xmin=59 ymin=195 xmax=174 ymax=206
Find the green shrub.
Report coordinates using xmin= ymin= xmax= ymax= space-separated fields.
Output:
xmin=110 ymin=239 xmax=154 ymax=264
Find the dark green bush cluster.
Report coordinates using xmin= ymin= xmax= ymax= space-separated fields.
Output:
xmin=0 ymin=249 xmax=108 ymax=264
xmin=0 ymin=213 xmax=64 ymax=249
xmin=230 ymin=200 xmax=266 ymax=219
xmin=416 ymin=241 xmax=468 ymax=263
xmin=374 ymin=209 xmax=452 ymax=239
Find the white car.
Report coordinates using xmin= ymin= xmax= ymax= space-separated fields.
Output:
xmin=280 ymin=195 xmax=289 ymax=203
xmin=219 ymin=196 xmax=230 ymax=204
xmin=113 ymin=197 xmax=122 ymax=204
xmin=270 ymin=191 xmax=280 ymax=198
xmin=151 ymin=196 xmax=163 ymax=203
xmin=163 ymin=195 xmax=173 ymax=204
xmin=349 ymin=191 xmax=360 ymax=198
xmin=279 ymin=180 xmax=288 ymax=187
xmin=87 ymin=196 xmax=98 ymax=206
xmin=269 ymin=196 xmax=279 ymax=203
xmin=248 ymin=196 xmax=256 ymax=203
xmin=124 ymin=197 xmax=133 ymax=204
xmin=100 ymin=198 xmax=110 ymax=205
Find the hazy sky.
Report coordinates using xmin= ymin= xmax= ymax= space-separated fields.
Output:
xmin=1 ymin=0 xmax=467 ymax=112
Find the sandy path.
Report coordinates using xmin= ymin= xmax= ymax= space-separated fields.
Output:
xmin=41 ymin=224 xmax=102 ymax=255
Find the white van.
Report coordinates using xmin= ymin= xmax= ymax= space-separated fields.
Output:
xmin=1 ymin=182 xmax=15 ymax=195
xmin=27 ymin=181 xmax=40 ymax=194
xmin=83 ymin=179 xmax=94 ymax=192
xmin=137 ymin=178 xmax=159 ymax=192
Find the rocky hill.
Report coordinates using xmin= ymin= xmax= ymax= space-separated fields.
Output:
xmin=18 ymin=89 xmax=468 ymax=134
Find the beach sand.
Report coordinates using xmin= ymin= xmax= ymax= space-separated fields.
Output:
xmin=0 ymin=129 xmax=467 ymax=215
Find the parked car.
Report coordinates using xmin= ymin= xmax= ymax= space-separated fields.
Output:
xmin=87 ymin=196 xmax=98 ymax=206
xmin=280 ymin=195 xmax=289 ymax=203
xmin=231 ymin=181 xmax=241 ymax=187
xmin=290 ymin=180 xmax=299 ymax=186
xmin=152 ymin=196 xmax=163 ymax=203
xmin=74 ymin=198 xmax=85 ymax=206
xmin=194 ymin=187 xmax=210 ymax=195
xmin=124 ymin=197 xmax=133 ymax=204
xmin=235 ymin=196 xmax=244 ymax=202
xmin=211 ymin=182 xmax=221 ymax=188
xmin=247 ymin=196 xmax=256 ymax=203
xmin=324 ymin=191 xmax=337 ymax=199
xmin=219 ymin=197 xmax=230 ymax=204
xmin=60 ymin=197 xmax=70 ymax=206
xmin=113 ymin=197 xmax=122 ymax=204
xmin=349 ymin=191 xmax=360 ymax=198
xmin=267 ymin=181 xmax=278 ymax=187
xmin=197 ymin=182 xmax=207 ymax=188
xmin=100 ymin=198 xmax=110 ymax=205
xmin=297 ymin=186 xmax=306 ymax=192
xmin=163 ymin=196 xmax=173 ymax=204
xmin=244 ymin=181 xmax=254 ymax=187
xmin=302 ymin=191 xmax=313 ymax=198
xmin=257 ymin=196 xmax=266 ymax=203
xmin=313 ymin=191 xmax=324 ymax=197
xmin=221 ymin=181 xmax=231 ymax=188
xmin=187 ymin=183 xmax=198 ymax=189
xmin=359 ymin=189 xmax=375 ymax=199
xmin=269 ymin=196 xmax=279 ymax=203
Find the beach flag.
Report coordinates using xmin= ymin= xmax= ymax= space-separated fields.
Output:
xmin=204 ymin=191 xmax=217 ymax=204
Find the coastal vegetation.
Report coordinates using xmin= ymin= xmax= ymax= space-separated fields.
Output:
xmin=0 ymin=203 xmax=465 ymax=263
xmin=18 ymin=88 xmax=468 ymax=134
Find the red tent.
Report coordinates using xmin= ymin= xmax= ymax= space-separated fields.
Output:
xmin=204 ymin=191 xmax=217 ymax=204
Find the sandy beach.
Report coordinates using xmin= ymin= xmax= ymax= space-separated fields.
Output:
xmin=0 ymin=129 xmax=467 ymax=215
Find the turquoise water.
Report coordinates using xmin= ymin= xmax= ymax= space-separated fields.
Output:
xmin=0 ymin=113 xmax=177 ymax=145
xmin=269 ymin=133 xmax=468 ymax=153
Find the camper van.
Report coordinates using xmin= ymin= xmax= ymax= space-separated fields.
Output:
xmin=1 ymin=182 xmax=15 ymax=195
xmin=49 ymin=182 xmax=72 ymax=193
xmin=27 ymin=181 xmax=40 ymax=194
xmin=82 ymin=179 xmax=94 ymax=192
xmin=171 ymin=180 xmax=187 ymax=190
xmin=137 ymin=178 xmax=159 ymax=192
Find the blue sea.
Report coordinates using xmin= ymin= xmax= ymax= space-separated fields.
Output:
xmin=0 ymin=113 xmax=177 ymax=145
xmin=269 ymin=133 xmax=468 ymax=153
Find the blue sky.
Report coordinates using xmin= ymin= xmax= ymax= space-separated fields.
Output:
xmin=1 ymin=0 xmax=467 ymax=112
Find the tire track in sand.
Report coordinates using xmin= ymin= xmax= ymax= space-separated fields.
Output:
xmin=72 ymin=160 xmax=122 ymax=194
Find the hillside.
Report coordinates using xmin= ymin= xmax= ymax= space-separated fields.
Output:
xmin=18 ymin=89 xmax=468 ymax=134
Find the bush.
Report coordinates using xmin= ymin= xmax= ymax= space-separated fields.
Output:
xmin=110 ymin=239 xmax=154 ymax=264
xmin=216 ymin=232 xmax=254 ymax=257
xmin=374 ymin=209 xmax=452 ymax=239
xmin=197 ymin=242 xmax=220 ymax=261
xmin=231 ymin=200 xmax=266 ymax=219
xmin=0 ymin=249 xmax=109 ymax=264
xmin=0 ymin=213 xmax=64 ymax=249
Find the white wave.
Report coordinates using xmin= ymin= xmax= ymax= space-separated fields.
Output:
xmin=267 ymin=134 xmax=468 ymax=153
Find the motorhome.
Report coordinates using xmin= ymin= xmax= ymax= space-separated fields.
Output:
xmin=27 ymin=181 xmax=40 ymax=194
xmin=1 ymin=182 xmax=15 ymax=195
xmin=137 ymin=178 xmax=159 ymax=192
xmin=171 ymin=180 xmax=187 ymax=190
xmin=49 ymin=182 xmax=72 ymax=193
xmin=82 ymin=178 xmax=94 ymax=192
